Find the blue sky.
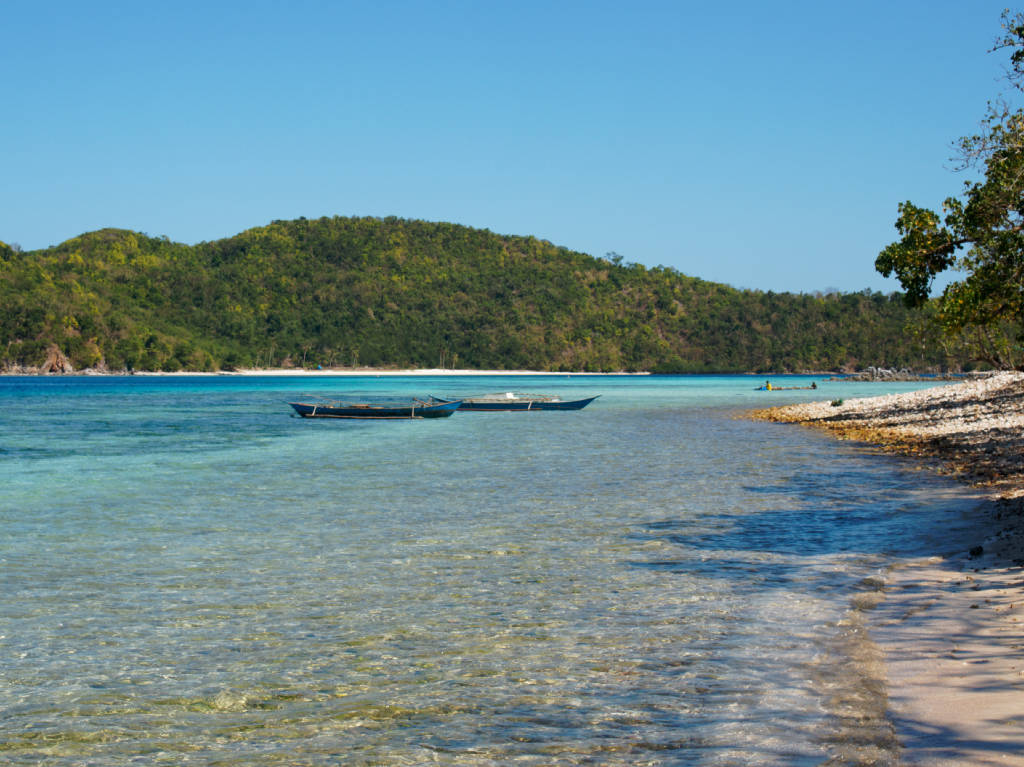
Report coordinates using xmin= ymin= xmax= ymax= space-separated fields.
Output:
xmin=1 ymin=0 xmax=1015 ymax=293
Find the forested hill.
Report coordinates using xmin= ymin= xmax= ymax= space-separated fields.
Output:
xmin=0 ymin=216 xmax=948 ymax=373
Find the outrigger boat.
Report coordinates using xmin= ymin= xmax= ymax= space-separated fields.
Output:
xmin=434 ymin=392 xmax=599 ymax=412
xmin=289 ymin=396 xmax=461 ymax=419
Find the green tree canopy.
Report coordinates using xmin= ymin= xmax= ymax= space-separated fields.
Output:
xmin=2 ymin=217 xmax=952 ymax=373
xmin=876 ymin=11 xmax=1024 ymax=369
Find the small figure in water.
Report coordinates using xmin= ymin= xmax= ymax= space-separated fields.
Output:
xmin=811 ymin=381 xmax=817 ymax=389
xmin=765 ymin=380 xmax=772 ymax=391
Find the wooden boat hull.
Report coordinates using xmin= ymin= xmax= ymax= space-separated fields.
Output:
xmin=436 ymin=395 xmax=599 ymax=412
xmin=289 ymin=400 xmax=461 ymax=419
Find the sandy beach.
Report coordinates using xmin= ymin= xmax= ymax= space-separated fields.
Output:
xmin=753 ymin=373 xmax=1024 ymax=766
xmin=226 ymin=367 xmax=648 ymax=376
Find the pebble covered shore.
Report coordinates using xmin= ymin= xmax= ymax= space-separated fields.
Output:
xmin=751 ymin=372 xmax=1024 ymax=497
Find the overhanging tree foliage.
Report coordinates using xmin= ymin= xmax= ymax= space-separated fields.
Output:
xmin=876 ymin=11 xmax=1024 ymax=369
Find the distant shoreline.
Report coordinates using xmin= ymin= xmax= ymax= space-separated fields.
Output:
xmin=0 ymin=367 xmax=655 ymax=377
xmin=2 ymin=365 xmax=970 ymax=378
xmin=163 ymin=367 xmax=651 ymax=377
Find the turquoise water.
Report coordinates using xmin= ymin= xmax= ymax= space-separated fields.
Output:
xmin=0 ymin=374 xmax=979 ymax=765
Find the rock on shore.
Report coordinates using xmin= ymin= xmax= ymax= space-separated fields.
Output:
xmin=832 ymin=366 xmax=962 ymax=382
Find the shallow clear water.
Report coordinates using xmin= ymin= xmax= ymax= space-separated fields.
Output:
xmin=0 ymin=374 xmax=980 ymax=765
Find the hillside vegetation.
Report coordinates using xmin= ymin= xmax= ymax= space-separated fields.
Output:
xmin=0 ymin=216 xmax=952 ymax=373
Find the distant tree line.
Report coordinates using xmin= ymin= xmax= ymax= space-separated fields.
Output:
xmin=1 ymin=217 xmax=957 ymax=373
